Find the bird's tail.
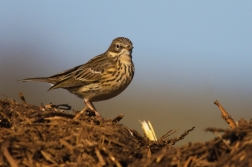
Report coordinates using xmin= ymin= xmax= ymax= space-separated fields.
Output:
xmin=19 ymin=77 xmax=53 ymax=83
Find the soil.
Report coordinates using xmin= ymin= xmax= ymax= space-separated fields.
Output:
xmin=0 ymin=97 xmax=251 ymax=167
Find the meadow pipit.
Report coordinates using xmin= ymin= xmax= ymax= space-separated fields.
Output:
xmin=20 ymin=37 xmax=135 ymax=117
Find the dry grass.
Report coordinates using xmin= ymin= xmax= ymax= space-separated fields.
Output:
xmin=0 ymin=96 xmax=251 ymax=167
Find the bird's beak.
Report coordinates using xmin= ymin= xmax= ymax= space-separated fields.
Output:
xmin=125 ymin=46 xmax=133 ymax=50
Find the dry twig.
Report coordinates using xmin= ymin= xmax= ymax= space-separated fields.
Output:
xmin=19 ymin=92 xmax=27 ymax=106
xmin=1 ymin=141 xmax=18 ymax=167
xmin=112 ymin=114 xmax=124 ymax=123
xmin=214 ymin=100 xmax=236 ymax=129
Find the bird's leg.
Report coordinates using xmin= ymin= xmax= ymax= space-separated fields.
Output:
xmin=84 ymin=100 xmax=101 ymax=117
xmin=73 ymin=106 xmax=88 ymax=120
xmin=73 ymin=99 xmax=100 ymax=119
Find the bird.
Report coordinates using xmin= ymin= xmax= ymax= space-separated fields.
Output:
xmin=20 ymin=37 xmax=135 ymax=118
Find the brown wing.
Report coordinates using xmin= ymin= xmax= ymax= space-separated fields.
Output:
xmin=49 ymin=54 xmax=113 ymax=90
xmin=73 ymin=54 xmax=112 ymax=81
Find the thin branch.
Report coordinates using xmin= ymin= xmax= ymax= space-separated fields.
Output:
xmin=214 ymin=100 xmax=236 ymax=129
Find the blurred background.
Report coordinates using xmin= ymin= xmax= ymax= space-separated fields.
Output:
xmin=0 ymin=1 xmax=251 ymax=145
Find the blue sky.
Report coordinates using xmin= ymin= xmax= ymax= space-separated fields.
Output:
xmin=1 ymin=1 xmax=252 ymax=144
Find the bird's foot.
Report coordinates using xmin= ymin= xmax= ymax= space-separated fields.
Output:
xmin=73 ymin=106 xmax=101 ymax=120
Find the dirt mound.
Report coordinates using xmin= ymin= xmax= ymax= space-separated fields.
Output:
xmin=0 ymin=98 xmax=251 ymax=167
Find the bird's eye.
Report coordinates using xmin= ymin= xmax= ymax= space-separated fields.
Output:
xmin=116 ymin=44 xmax=120 ymax=49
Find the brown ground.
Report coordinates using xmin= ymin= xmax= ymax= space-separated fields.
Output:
xmin=0 ymin=97 xmax=251 ymax=167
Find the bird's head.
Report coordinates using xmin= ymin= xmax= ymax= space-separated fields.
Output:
xmin=106 ymin=37 xmax=133 ymax=61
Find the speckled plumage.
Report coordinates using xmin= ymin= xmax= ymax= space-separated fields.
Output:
xmin=21 ymin=37 xmax=134 ymax=117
